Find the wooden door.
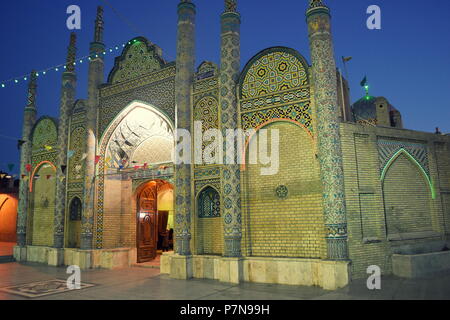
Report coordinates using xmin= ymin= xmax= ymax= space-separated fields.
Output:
xmin=137 ymin=212 xmax=157 ymax=262
xmin=137 ymin=186 xmax=158 ymax=263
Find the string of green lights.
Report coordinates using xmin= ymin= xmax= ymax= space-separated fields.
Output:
xmin=0 ymin=39 xmax=142 ymax=89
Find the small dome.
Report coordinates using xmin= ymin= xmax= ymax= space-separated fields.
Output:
xmin=351 ymin=96 xmax=403 ymax=128
xmin=352 ymin=96 xmax=377 ymax=124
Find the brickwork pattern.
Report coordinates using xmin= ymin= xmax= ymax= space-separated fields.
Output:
xmin=341 ymin=123 xmax=450 ymax=278
xmin=242 ymin=122 xmax=326 ymax=258
xmin=384 ymin=154 xmax=432 ymax=235
xmin=17 ymin=72 xmax=38 ymax=246
xmin=31 ymin=165 xmax=56 ymax=247
xmin=197 ymin=217 xmax=223 ymax=255
xmin=307 ymin=2 xmax=348 ymax=259
xmin=220 ymin=3 xmax=242 ymax=257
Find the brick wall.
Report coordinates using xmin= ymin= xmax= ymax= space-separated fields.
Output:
xmin=341 ymin=123 xmax=450 ymax=278
xmin=102 ymin=174 xmax=122 ymax=249
xmin=241 ymin=122 xmax=326 ymax=258
xmin=383 ymin=154 xmax=432 ymax=234
xmin=31 ymin=165 xmax=56 ymax=247
xmin=435 ymin=142 xmax=450 ymax=235
xmin=197 ymin=217 xmax=223 ymax=255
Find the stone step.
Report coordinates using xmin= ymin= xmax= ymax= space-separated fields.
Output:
xmin=131 ymin=262 xmax=160 ymax=270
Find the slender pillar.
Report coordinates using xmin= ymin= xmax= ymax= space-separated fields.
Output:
xmin=174 ymin=0 xmax=196 ymax=255
xmin=54 ymin=33 xmax=77 ymax=248
xmin=16 ymin=72 xmax=38 ymax=247
xmin=220 ymin=0 xmax=242 ymax=257
xmin=306 ymin=0 xmax=348 ymax=259
xmin=81 ymin=6 xmax=105 ymax=250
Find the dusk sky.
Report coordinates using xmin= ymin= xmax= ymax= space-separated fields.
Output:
xmin=0 ymin=0 xmax=449 ymax=176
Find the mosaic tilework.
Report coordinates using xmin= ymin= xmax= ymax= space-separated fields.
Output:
xmin=198 ymin=186 xmax=221 ymax=218
xmin=194 ymin=167 xmax=221 ymax=180
xmin=17 ymin=73 xmax=38 ymax=246
xmin=194 ymin=77 xmax=219 ymax=93
xmin=307 ymin=3 xmax=348 ymax=260
xmin=194 ymin=95 xmax=220 ymax=159
xmin=81 ymin=24 xmax=105 ymax=249
xmin=108 ymin=37 xmax=164 ymax=84
xmin=378 ymin=139 xmax=430 ymax=177
xmin=54 ymin=69 xmax=77 ymax=248
xmin=68 ymin=126 xmax=86 ymax=183
xmin=98 ymin=74 xmax=175 ymax=139
xmin=173 ymin=0 xmax=196 ymax=255
xmin=220 ymin=6 xmax=242 ymax=257
xmin=101 ymin=65 xmax=176 ymax=98
xmin=196 ymin=61 xmax=218 ymax=81
xmin=0 ymin=279 xmax=95 ymax=298
xmin=195 ymin=178 xmax=221 ymax=194
xmin=240 ymin=88 xmax=310 ymax=112
xmin=240 ymin=50 xmax=308 ymax=99
xmin=241 ymin=102 xmax=312 ymax=132
xmin=31 ymin=118 xmax=58 ymax=153
xmin=239 ymin=48 xmax=313 ymax=138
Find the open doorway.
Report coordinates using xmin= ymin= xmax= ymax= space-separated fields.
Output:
xmin=136 ymin=180 xmax=174 ymax=264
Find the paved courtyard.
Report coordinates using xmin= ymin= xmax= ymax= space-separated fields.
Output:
xmin=0 ymin=261 xmax=449 ymax=300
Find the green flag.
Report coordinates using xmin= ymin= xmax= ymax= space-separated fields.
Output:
xmin=360 ymin=76 xmax=367 ymax=87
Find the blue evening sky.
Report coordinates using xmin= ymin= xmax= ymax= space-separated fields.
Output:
xmin=0 ymin=0 xmax=449 ymax=175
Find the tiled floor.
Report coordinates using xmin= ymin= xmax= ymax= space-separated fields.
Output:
xmin=0 ymin=242 xmax=15 ymax=256
xmin=0 ymin=262 xmax=450 ymax=300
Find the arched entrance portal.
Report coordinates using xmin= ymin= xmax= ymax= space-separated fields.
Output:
xmin=97 ymin=101 xmax=175 ymax=256
xmin=136 ymin=180 xmax=174 ymax=263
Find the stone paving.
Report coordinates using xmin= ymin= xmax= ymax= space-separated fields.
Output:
xmin=0 ymin=262 xmax=449 ymax=300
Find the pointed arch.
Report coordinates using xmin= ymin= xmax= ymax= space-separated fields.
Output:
xmin=29 ymin=161 xmax=56 ymax=192
xmin=197 ymin=185 xmax=221 ymax=218
xmin=381 ymin=148 xmax=435 ymax=199
xmin=107 ymin=36 xmax=166 ymax=84
xmin=241 ymin=119 xmax=316 ymax=171
xmin=99 ymin=100 xmax=175 ymax=169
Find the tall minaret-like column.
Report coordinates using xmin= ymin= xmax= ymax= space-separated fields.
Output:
xmin=220 ymin=0 xmax=242 ymax=257
xmin=16 ymin=72 xmax=38 ymax=247
xmin=81 ymin=6 xmax=105 ymax=250
xmin=174 ymin=0 xmax=195 ymax=256
xmin=54 ymin=33 xmax=77 ymax=248
xmin=306 ymin=0 xmax=348 ymax=260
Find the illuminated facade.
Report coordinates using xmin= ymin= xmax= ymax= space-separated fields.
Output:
xmin=14 ymin=0 xmax=450 ymax=290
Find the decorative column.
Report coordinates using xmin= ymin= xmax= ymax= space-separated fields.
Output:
xmin=306 ymin=0 xmax=348 ymax=260
xmin=16 ymin=71 xmax=38 ymax=247
xmin=220 ymin=0 xmax=242 ymax=257
xmin=54 ymin=33 xmax=77 ymax=248
xmin=81 ymin=6 xmax=105 ymax=250
xmin=174 ymin=0 xmax=196 ymax=256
